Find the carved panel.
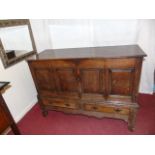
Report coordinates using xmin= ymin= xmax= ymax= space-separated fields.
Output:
xmin=56 ymin=68 xmax=78 ymax=92
xmin=108 ymin=68 xmax=135 ymax=96
xmin=34 ymin=69 xmax=55 ymax=91
xmin=80 ymin=68 xmax=103 ymax=93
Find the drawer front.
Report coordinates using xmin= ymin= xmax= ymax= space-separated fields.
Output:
xmin=42 ymin=98 xmax=79 ymax=109
xmin=84 ymin=104 xmax=129 ymax=115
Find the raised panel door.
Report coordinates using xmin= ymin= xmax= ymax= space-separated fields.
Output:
xmin=108 ymin=68 xmax=135 ymax=96
xmin=56 ymin=68 xmax=78 ymax=92
xmin=34 ymin=68 xmax=56 ymax=91
xmin=51 ymin=60 xmax=79 ymax=98
xmin=80 ymin=68 xmax=103 ymax=93
xmin=78 ymin=60 xmax=105 ymax=98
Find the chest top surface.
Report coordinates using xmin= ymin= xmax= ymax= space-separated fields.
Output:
xmin=28 ymin=45 xmax=146 ymax=61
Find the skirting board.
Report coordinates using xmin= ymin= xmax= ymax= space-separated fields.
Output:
xmin=139 ymin=90 xmax=154 ymax=95
xmin=14 ymin=96 xmax=38 ymax=123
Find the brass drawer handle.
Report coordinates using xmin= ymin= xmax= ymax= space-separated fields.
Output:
xmin=115 ymin=108 xmax=122 ymax=112
xmin=65 ymin=103 xmax=70 ymax=107
xmin=92 ymin=106 xmax=98 ymax=110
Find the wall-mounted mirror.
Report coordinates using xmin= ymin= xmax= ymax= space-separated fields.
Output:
xmin=0 ymin=19 xmax=37 ymax=68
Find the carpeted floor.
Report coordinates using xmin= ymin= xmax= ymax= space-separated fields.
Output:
xmin=12 ymin=94 xmax=155 ymax=135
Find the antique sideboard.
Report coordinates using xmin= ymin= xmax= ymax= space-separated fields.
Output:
xmin=27 ymin=45 xmax=146 ymax=131
xmin=0 ymin=82 xmax=20 ymax=134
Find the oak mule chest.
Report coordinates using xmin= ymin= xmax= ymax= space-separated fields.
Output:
xmin=28 ymin=45 xmax=146 ymax=131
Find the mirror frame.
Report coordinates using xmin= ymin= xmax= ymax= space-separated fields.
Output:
xmin=0 ymin=19 xmax=37 ymax=68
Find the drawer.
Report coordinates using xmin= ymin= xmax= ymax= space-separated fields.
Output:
xmin=42 ymin=98 xmax=79 ymax=109
xmin=84 ymin=103 xmax=129 ymax=115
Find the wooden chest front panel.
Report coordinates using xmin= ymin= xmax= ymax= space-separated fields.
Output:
xmin=78 ymin=60 xmax=105 ymax=96
xmin=83 ymin=103 xmax=129 ymax=115
xmin=56 ymin=68 xmax=78 ymax=92
xmin=51 ymin=60 xmax=79 ymax=94
xmin=30 ymin=61 xmax=56 ymax=93
xmin=29 ymin=57 xmax=141 ymax=101
xmin=105 ymin=58 xmax=137 ymax=98
xmin=30 ymin=60 xmax=79 ymax=97
xmin=34 ymin=69 xmax=56 ymax=91
xmin=80 ymin=68 xmax=103 ymax=93
xmin=108 ymin=68 xmax=135 ymax=96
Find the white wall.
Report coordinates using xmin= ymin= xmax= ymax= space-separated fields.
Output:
xmin=48 ymin=19 xmax=139 ymax=49
xmin=137 ymin=19 xmax=155 ymax=94
xmin=0 ymin=60 xmax=37 ymax=122
xmin=30 ymin=19 xmax=53 ymax=52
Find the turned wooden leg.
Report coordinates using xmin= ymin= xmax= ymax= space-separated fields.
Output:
xmin=128 ymin=108 xmax=137 ymax=131
xmin=37 ymin=95 xmax=48 ymax=117
xmin=11 ymin=123 xmax=21 ymax=135
xmin=42 ymin=110 xmax=48 ymax=117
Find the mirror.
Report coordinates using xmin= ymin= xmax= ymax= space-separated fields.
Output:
xmin=0 ymin=19 xmax=37 ymax=68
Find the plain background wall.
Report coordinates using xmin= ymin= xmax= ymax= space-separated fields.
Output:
xmin=48 ymin=19 xmax=139 ymax=49
xmin=30 ymin=19 xmax=53 ymax=52
xmin=137 ymin=19 xmax=155 ymax=94
xmin=0 ymin=60 xmax=37 ymax=122
xmin=0 ymin=19 xmax=154 ymax=122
